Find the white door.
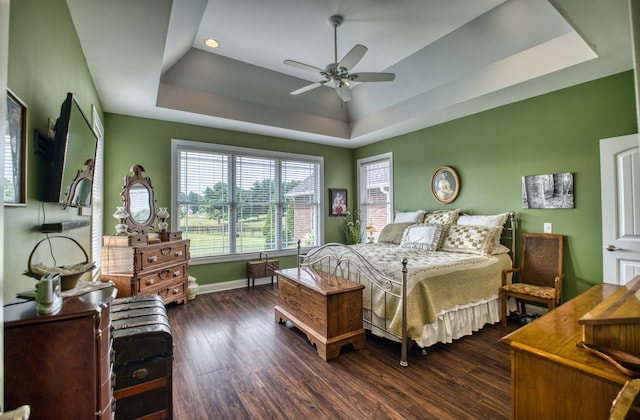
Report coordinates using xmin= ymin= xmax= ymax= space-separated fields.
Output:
xmin=600 ymin=134 xmax=640 ymax=285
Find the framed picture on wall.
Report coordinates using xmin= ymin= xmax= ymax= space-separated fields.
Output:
xmin=431 ymin=166 xmax=459 ymax=204
xmin=4 ymin=90 xmax=27 ymax=206
xmin=329 ymin=188 xmax=347 ymax=216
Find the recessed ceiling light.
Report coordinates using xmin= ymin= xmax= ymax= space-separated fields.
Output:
xmin=204 ymin=38 xmax=220 ymax=48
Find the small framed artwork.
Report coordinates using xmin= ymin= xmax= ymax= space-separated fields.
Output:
xmin=4 ymin=90 xmax=27 ymax=206
xmin=431 ymin=166 xmax=459 ymax=204
xmin=329 ymin=188 xmax=347 ymax=216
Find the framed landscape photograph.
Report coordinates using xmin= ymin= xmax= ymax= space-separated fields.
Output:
xmin=4 ymin=90 xmax=27 ymax=206
xmin=431 ymin=166 xmax=459 ymax=204
xmin=329 ymin=188 xmax=347 ymax=216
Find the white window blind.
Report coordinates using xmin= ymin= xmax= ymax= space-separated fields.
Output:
xmin=90 ymin=105 xmax=104 ymax=275
xmin=173 ymin=139 xmax=323 ymax=260
xmin=358 ymin=153 xmax=393 ymax=241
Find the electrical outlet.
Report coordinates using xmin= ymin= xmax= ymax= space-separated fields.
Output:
xmin=544 ymin=223 xmax=552 ymax=233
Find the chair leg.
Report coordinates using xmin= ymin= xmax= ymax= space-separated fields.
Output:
xmin=501 ymin=292 xmax=508 ymax=326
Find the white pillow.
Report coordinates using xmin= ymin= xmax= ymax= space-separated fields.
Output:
xmin=394 ymin=210 xmax=425 ymax=223
xmin=399 ymin=223 xmax=447 ymax=251
xmin=456 ymin=213 xmax=508 ymax=227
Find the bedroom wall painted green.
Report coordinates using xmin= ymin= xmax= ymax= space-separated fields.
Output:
xmin=5 ymin=0 xmax=638 ymax=302
xmin=103 ymin=114 xmax=354 ymax=285
xmin=4 ymin=0 xmax=103 ymax=302
xmin=355 ymin=71 xmax=637 ymax=300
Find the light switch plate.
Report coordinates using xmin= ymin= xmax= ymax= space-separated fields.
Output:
xmin=544 ymin=223 xmax=552 ymax=233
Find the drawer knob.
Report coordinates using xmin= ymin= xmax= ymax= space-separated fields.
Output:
xmin=145 ymin=278 xmax=155 ymax=286
xmin=174 ymin=250 xmax=183 ymax=257
xmin=172 ymin=288 xmax=180 ymax=295
xmin=173 ymin=270 xmax=180 ymax=277
xmin=147 ymin=255 xmax=158 ymax=263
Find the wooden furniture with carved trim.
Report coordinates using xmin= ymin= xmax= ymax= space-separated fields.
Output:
xmin=4 ymin=286 xmax=117 ymax=419
xmin=102 ymin=234 xmax=190 ymax=305
xmin=500 ymin=281 xmax=637 ymax=419
xmin=275 ymin=267 xmax=365 ymax=361
xmin=247 ymin=252 xmax=279 ymax=287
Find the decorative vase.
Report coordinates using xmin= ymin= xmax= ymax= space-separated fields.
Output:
xmin=187 ymin=276 xmax=198 ymax=300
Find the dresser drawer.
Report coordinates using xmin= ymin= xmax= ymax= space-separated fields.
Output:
xmin=135 ymin=240 xmax=189 ymax=272
xmin=136 ymin=263 xmax=188 ymax=293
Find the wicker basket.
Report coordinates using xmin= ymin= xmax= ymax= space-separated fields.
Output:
xmin=26 ymin=236 xmax=95 ymax=291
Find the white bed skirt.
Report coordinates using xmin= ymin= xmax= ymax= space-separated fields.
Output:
xmin=366 ymin=294 xmax=516 ymax=349
xmin=414 ymin=294 xmax=501 ymax=348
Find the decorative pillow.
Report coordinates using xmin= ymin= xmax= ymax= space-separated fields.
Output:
xmin=400 ymin=223 xmax=447 ymax=251
xmin=423 ymin=209 xmax=460 ymax=225
xmin=456 ymin=213 xmax=508 ymax=227
xmin=492 ymin=243 xmax=511 ymax=255
xmin=393 ymin=210 xmax=425 ymax=223
xmin=439 ymin=224 xmax=502 ymax=255
xmin=377 ymin=222 xmax=416 ymax=244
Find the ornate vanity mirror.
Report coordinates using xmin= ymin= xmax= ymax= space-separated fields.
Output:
xmin=121 ymin=164 xmax=157 ymax=234
xmin=64 ymin=158 xmax=94 ymax=208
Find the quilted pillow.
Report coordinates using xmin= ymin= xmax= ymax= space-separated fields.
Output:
xmin=393 ymin=210 xmax=425 ymax=223
xmin=456 ymin=213 xmax=508 ymax=254
xmin=377 ymin=222 xmax=416 ymax=244
xmin=423 ymin=209 xmax=460 ymax=225
xmin=399 ymin=223 xmax=447 ymax=251
xmin=439 ymin=224 xmax=502 ymax=255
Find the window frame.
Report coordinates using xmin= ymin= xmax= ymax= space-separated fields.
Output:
xmin=357 ymin=152 xmax=394 ymax=234
xmin=171 ymin=139 xmax=324 ymax=264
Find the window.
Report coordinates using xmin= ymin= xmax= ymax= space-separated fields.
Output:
xmin=358 ymin=153 xmax=393 ymax=241
xmin=172 ymin=139 xmax=323 ymax=261
xmin=90 ymin=105 xmax=104 ymax=271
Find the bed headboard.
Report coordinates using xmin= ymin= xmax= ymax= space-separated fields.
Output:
xmin=503 ymin=211 xmax=517 ymax=256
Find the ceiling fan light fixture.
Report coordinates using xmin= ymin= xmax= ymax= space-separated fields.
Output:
xmin=204 ymin=38 xmax=220 ymax=48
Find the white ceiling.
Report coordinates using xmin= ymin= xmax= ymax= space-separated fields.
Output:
xmin=66 ymin=0 xmax=633 ymax=148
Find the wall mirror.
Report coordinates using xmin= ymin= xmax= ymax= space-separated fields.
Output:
xmin=121 ymin=164 xmax=157 ymax=234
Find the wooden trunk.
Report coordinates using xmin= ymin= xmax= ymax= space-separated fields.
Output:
xmin=274 ymin=267 xmax=365 ymax=361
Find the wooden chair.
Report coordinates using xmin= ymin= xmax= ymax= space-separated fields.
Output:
xmin=501 ymin=232 xmax=564 ymax=326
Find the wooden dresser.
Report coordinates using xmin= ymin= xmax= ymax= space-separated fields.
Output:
xmin=500 ymin=282 xmax=634 ymax=419
xmin=275 ymin=267 xmax=365 ymax=361
xmin=4 ymin=286 xmax=117 ymax=419
xmin=102 ymin=234 xmax=190 ymax=305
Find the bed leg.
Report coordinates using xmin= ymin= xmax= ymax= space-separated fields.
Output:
xmin=400 ymin=258 xmax=409 ymax=367
xmin=421 ymin=348 xmax=428 ymax=356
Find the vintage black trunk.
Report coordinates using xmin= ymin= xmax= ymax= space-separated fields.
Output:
xmin=111 ymin=295 xmax=173 ymax=420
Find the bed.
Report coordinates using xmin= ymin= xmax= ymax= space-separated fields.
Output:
xmin=298 ymin=209 xmax=516 ymax=366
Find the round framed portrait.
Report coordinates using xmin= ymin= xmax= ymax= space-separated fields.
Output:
xmin=431 ymin=166 xmax=459 ymax=204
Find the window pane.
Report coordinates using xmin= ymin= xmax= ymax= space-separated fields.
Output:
xmin=174 ymin=140 xmax=322 ymax=258
xmin=282 ymin=160 xmax=318 ymax=248
xmin=360 ymin=157 xmax=391 ymax=241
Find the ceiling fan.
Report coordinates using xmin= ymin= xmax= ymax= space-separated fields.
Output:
xmin=284 ymin=15 xmax=396 ymax=103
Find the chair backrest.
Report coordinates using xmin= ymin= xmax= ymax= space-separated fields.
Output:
xmin=520 ymin=233 xmax=564 ymax=287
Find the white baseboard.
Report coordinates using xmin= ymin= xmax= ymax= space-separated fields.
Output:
xmin=195 ymin=276 xmax=277 ymax=295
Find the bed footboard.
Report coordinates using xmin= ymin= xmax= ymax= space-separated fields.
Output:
xmin=297 ymin=241 xmax=410 ymax=366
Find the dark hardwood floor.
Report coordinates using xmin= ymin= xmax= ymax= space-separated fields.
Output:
xmin=166 ymin=284 xmax=519 ymax=419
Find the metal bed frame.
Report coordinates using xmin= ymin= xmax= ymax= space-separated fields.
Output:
xmin=297 ymin=211 xmax=517 ymax=367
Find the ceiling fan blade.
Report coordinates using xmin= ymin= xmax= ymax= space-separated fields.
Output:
xmin=283 ymin=59 xmax=324 ymax=74
xmin=348 ymin=72 xmax=396 ymax=82
xmin=335 ymin=82 xmax=352 ymax=102
xmin=338 ymin=44 xmax=367 ymax=71
xmin=291 ymin=82 xmax=325 ymax=95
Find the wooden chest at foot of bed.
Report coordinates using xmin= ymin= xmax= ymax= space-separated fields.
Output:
xmin=111 ymin=295 xmax=174 ymax=420
xmin=274 ymin=267 xmax=365 ymax=361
